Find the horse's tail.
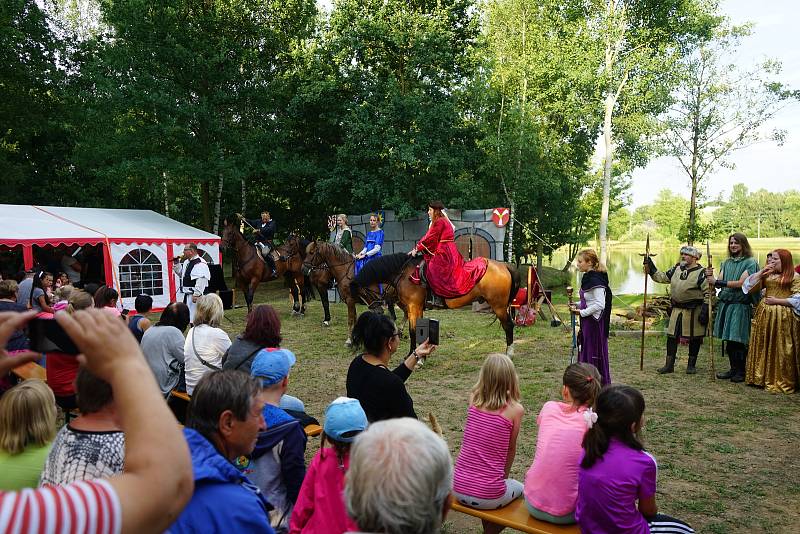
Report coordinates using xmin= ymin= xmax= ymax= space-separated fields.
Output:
xmin=506 ymin=263 xmax=521 ymax=308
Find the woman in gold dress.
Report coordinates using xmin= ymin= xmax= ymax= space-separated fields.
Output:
xmin=742 ymin=249 xmax=800 ymax=393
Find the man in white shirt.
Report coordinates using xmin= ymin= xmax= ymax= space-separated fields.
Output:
xmin=173 ymin=243 xmax=211 ymax=323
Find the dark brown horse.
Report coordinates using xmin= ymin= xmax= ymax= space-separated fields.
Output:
xmin=301 ymin=241 xmax=396 ymax=344
xmin=221 ymin=217 xmax=307 ymax=313
xmin=349 ymin=251 xmax=521 ymax=356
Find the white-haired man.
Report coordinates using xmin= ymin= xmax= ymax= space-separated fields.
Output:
xmin=644 ymin=245 xmax=710 ymax=374
xmin=345 ymin=418 xmax=452 ymax=534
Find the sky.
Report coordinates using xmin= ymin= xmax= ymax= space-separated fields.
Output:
xmin=627 ymin=0 xmax=800 ymax=207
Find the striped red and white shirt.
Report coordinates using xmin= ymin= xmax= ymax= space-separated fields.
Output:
xmin=453 ymin=405 xmax=513 ymax=499
xmin=0 ymin=479 xmax=121 ymax=534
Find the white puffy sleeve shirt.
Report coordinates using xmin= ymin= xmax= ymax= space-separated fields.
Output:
xmin=579 ymin=287 xmax=606 ymax=320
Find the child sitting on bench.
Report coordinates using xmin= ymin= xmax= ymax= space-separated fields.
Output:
xmin=452 ymin=353 xmax=525 ymax=534
xmin=576 ymin=385 xmax=694 ymax=533
xmin=524 ymin=362 xmax=601 ymax=525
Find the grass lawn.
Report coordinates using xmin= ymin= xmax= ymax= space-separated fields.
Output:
xmin=211 ymin=279 xmax=800 ymax=534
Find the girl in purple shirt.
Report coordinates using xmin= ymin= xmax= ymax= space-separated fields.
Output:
xmin=576 ymin=385 xmax=694 ymax=534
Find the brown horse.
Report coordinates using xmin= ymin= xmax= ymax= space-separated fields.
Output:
xmin=221 ymin=218 xmax=307 ymax=313
xmin=349 ymin=251 xmax=521 ymax=356
xmin=301 ymin=240 xmax=395 ymax=344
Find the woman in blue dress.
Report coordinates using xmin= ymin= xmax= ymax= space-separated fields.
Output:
xmin=355 ymin=214 xmax=384 ymax=275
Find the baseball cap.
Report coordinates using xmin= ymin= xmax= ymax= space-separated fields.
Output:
xmin=324 ymin=397 xmax=368 ymax=443
xmin=250 ymin=348 xmax=296 ymax=387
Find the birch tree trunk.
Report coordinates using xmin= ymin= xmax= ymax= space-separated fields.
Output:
xmin=163 ymin=171 xmax=169 ymax=217
xmin=599 ymin=91 xmax=615 ymax=264
xmin=212 ymin=174 xmax=224 ymax=235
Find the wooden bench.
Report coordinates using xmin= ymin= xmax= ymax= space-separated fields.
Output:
xmin=11 ymin=361 xmax=46 ymax=382
xmin=169 ymin=390 xmax=322 ymax=437
xmin=304 ymin=423 xmax=322 ymax=437
xmin=450 ymin=497 xmax=579 ymax=534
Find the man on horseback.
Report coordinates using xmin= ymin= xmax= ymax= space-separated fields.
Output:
xmin=408 ymin=201 xmax=488 ymax=308
xmin=239 ymin=211 xmax=277 ymax=278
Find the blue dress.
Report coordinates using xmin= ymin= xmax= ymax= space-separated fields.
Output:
xmin=355 ymin=229 xmax=384 ymax=274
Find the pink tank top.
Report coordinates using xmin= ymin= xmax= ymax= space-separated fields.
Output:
xmin=453 ymin=405 xmax=513 ymax=499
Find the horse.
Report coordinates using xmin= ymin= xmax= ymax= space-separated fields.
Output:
xmin=349 ymin=252 xmax=521 ymax=356
xmin=221 ymin=217 xmax=308 ymax=314
xmin=301 ymin=240 xmax=397 ymax=343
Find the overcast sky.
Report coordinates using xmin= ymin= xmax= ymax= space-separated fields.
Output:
xmin=628 ymin=0 xmax=800 ymax=206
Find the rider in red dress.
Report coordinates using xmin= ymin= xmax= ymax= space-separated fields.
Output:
xmin=408 ymin=201 xmax=488 ymax=299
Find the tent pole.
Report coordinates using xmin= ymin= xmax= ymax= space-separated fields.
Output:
xmin=22 ymin=245 xmax=34 ymax=270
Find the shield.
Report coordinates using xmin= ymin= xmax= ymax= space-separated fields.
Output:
xmin=491 ymin=207 xmax=510 ymax=227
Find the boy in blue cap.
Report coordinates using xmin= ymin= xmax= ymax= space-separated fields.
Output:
xmin=246 ymin=348 xmax=307 ymax=533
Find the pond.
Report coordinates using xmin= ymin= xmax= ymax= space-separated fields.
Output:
xmin=542 ymin=239 xmax=800 ymax=296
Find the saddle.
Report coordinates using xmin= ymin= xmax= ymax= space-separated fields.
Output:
xmin=409 ymin=261 xmax=446 ymax=309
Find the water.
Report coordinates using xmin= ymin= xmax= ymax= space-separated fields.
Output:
xmin=542 ymin=241 xmax=800 ymax=295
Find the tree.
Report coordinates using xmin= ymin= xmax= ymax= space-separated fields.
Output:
xmin=314 ymin=0 xmax=481 ymax=219
xmin=659 ymin=23 xmax=800 ymax=244
xmin=70 ymin=0 xmax=318 ymax=231
xmin=1 ymin=0 xmax=70 ymax=201
xmin=590 ymin=0 xmax=719 ymax=262
xmin=477 ymin=0 xmax=601 ymax=264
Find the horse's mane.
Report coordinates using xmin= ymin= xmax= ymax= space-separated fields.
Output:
xmin=316 ymin=241 xmax=354 ymax=265
xmin=354 ymin=253 xmax=417 ymax=287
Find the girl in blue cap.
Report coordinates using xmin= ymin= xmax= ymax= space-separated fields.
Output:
xmin=289 ymin=397 xmax=367 ymax=534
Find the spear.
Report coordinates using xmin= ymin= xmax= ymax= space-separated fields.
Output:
xmin=706 ymin=240 xmax=716 ymax=378
xmin=638 ymin=234 xmax=653 ymax=371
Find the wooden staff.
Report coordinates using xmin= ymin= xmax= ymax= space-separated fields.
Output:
xmin=706 ymin=240 xmax=716 ymax=378
xmin=638 ymin=234 xmax=654 ymax=371
xmin=567 ymin=286 xmax=576 ymax=364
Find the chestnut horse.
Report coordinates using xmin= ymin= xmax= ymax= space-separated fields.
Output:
xmin=301 ymin=241 xmax=397 ymax=343
xmin=222 ymin=218 xmax=307 ymax=313
xmin=303 ymin=241 xmax=518 ymax=354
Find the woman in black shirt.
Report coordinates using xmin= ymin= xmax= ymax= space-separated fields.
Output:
xmin=346 ymin=311 xmax=436 ymax=422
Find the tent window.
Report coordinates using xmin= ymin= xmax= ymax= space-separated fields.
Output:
xmin=119 ymin=249 xmax=163 ymax=299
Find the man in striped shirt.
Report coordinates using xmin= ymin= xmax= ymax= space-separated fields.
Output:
xmin=0 ymin=309 xmax=194 ymax=533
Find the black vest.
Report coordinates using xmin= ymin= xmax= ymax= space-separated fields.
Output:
xmin=183 ymin=258 xmax=201 ymax=288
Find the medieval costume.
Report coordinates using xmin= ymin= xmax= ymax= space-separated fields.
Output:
xmin=645 ymin=246 xmax=709 ymax=374
xmin=355 ymin=228 xmax=384 ymax=275
xmin=742 ymin=272 xmax=800 ymax=393
xmin=331 ymin=226 xmax=353 ymax=254
xmin=174 ymin=256 xmax=210 ymax=322
xmin=712 ymin=255 xmax=759 ymax=382
xmin=577 ymin=270 xmax=612 ymax=385
xmin=246 ymin=215 xmax=277 ymax=276
xmin=413 ymin=216 xmax=487 ymax=299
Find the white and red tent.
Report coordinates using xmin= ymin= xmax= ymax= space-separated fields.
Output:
xmin=0 ymin=205 xmax=221 ymax=311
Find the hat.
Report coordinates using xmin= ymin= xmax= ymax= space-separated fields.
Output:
xmin=250 ymin=348 xmax=296 ymax=387
xmin=324 ymin=397 xmax=368 ymax=443
xmin=679 ymin=245 xmax=702 ymax=259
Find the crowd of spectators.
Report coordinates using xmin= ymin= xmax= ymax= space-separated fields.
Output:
xmin=0 ymin=288 xmax=714 ymax=534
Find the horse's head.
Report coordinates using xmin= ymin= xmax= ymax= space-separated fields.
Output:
xmin=301 ymin=240 xmax=327 ymax=276
xmin=221 ymin=217 xmax=241 ymax=249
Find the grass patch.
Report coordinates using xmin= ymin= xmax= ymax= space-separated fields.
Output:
xmin=200 ymin=278 xmax=800 ymax=533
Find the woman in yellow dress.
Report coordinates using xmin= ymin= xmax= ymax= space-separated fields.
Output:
xmin=742 ymin=249 xmax=800 ymax=393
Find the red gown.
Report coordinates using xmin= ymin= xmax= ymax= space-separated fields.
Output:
xmin=416 ymin=217 xmax=487 ymax=298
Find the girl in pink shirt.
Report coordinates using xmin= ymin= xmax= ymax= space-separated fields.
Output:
xmin=523 ymin=362 xmax=601 ymax=524
xmin=289 ymin=397 xmax=367 ymax=534
xmin=453 ymin=353 xmax=524 ymax=534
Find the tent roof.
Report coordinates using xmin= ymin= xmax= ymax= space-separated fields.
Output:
xmin=0 ymin=205 xmax=220 ymax=246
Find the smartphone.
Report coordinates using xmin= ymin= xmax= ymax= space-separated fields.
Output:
xmin=415 ymin=318 xmax=440 ymax=347
xmin=121 ymin=309 xmax=130 ymax=317
xmin=29 ymin=318 xmax=80 ymax=354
